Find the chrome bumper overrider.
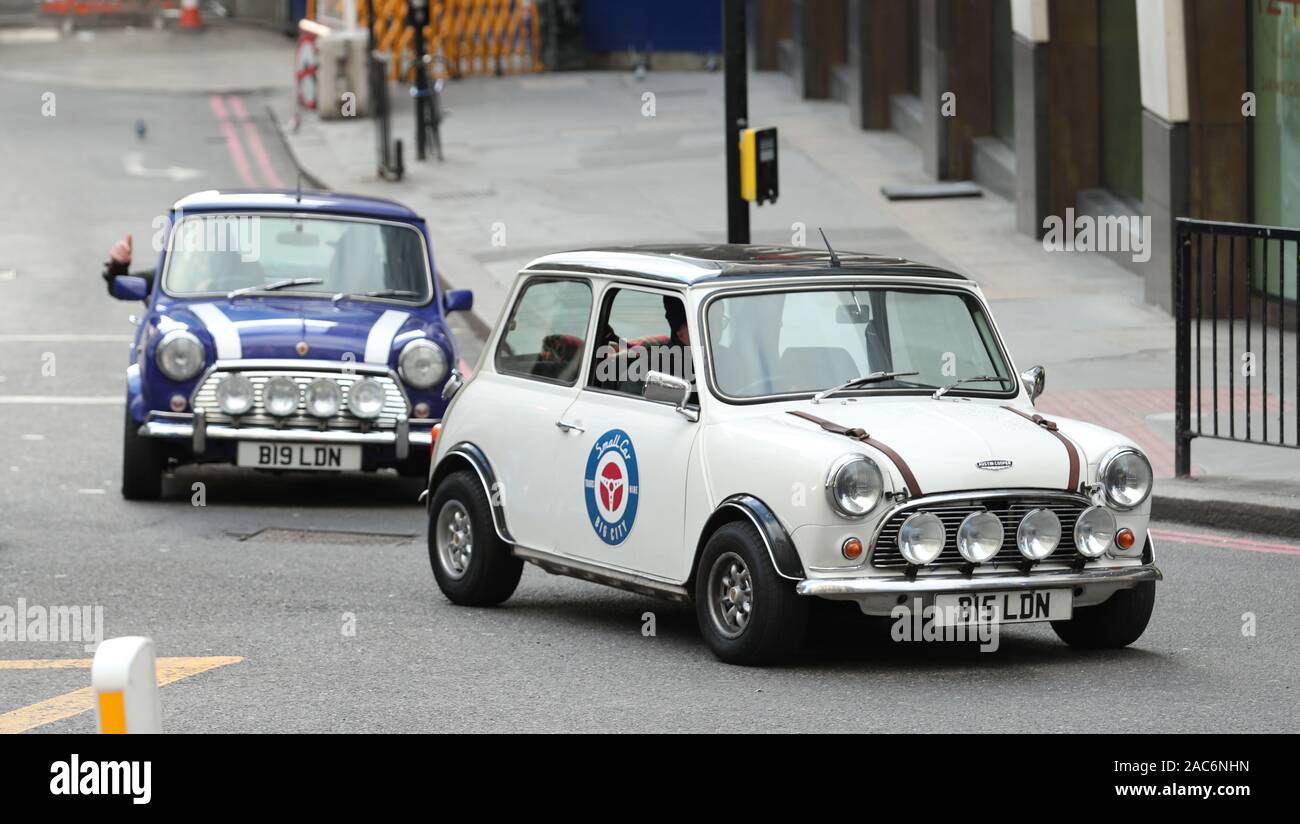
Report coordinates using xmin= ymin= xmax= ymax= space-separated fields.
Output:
xmin=796 ymin=565 xmax=1162 ymax=599
xmin=139 ymin=415 xmax=430 ymax=459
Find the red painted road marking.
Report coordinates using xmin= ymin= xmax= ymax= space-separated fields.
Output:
xmin=227 ymin=96 xmax=285 ymax=188
xmin=1151 ymin=527 xmax=1300 ymax=557
xmin=209 ymin=95 xmax=256 ymax=187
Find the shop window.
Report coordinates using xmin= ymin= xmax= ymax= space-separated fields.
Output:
xmin=1252 ymin=1 xmax=1300 ymax=300
xmin=992 ymin=0 xmax=1015 ymax=146
xmin=1099 ymin=0 xmax=1143 ymax=205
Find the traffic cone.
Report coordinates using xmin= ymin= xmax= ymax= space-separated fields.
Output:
xmin=179 ymin=0 xmax=202 ymax=31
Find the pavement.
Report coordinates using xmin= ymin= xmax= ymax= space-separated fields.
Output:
xmin=0 ymin=24 xmax=1298 ymax=733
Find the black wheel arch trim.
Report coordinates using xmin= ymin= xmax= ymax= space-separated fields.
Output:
xmin=710 ymin=494 xmax=805 ymax=581
xmin=430 ymin=441 xmax=514 ymax=544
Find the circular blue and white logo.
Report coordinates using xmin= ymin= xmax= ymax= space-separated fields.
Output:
xmin=584 ymin=429 xmax=640 ymax=546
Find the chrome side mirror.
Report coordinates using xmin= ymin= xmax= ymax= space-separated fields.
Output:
xmin=1021 ymin=365 xmax=1045 ymax=401
xmin=645 ymin=370 xmax=698 ymax=422
xmin=441 ymin=368 xmax=464 ymax=402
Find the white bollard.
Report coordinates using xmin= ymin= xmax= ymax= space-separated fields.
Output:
xmin=91 ymin=637 xmax=163 ymax=734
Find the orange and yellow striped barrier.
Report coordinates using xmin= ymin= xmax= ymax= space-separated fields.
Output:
xmin=352 ymin=0 xmax=544 ymax=82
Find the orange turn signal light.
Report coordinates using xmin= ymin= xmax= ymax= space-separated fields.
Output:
xmin=842 ymin=537 xmax=864 ymax=561
xmin=1115 ymin=528 xmax=1135 ymax=550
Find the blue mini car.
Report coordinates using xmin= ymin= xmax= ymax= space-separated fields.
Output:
xmin=108 ymin=189 xmax=473 ymax=499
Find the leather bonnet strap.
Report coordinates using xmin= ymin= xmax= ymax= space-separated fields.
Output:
xmin=787 ymin=410 xmax=923 ymax=498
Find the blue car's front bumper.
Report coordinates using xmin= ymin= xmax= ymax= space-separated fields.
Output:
xmin=137 ymin=411 xmax=434 ymax=466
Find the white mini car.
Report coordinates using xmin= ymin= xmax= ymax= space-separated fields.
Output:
xmin=425 ymin=246 xmax=1161 ymax=664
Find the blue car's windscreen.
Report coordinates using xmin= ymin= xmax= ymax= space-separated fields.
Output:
xmin=162 ymin=214 xmax=431 ymax=302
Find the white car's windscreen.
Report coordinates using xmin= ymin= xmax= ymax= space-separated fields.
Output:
xmin=162 ymin=215 xmax=431 ymax=302
xmin=706 ymin=287 xmax=1012 ymax=399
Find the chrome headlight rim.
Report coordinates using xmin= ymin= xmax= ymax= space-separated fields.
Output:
xmin=398 ymin=339 xmax=449 ymax=389
xmin=824 ymin=453 xmax=884 ymax=518
xmin=347 ymin=377 xmax=386 ymax=420
xmin=1016 ymin=507 xmax=1062 ymax=561
xmin=215 ymin=373 xmax=255 ymax=417
xmin=1074 ymin=505 xmax=1117 ymax=559
xmin=305 ymin=377 xmax=342 ymax=419
xmin=262 ymin=376 xmax=301 ymax=418
xmin=1098 ymin=446 xmax=1154 ymax=510
xmin=898 ymin=511 xmax=946 ymax=566
xmin=957 ymin=511 xmax=1005 ymax=563
xmin=155 ymin=330 xmax=206 ymax=382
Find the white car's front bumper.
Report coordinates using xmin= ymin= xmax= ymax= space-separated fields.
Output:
xmin=797 ymin=563 xmax=1161 ymax=599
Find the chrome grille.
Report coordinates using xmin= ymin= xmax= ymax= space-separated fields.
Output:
xmin=871 ymin=495 xmax=1090 ymax=568
xmin=192 ymin=369 xmax=409 ymax=430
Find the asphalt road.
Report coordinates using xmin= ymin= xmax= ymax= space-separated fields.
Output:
xmin=2 ymin=73 xmax=1299 ymax=734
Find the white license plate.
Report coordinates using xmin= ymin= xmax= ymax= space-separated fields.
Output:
xmin=933 ymin=589 xmax=1071 ymax=627
xmin=236 ymin=442 xmax=361 ymax=471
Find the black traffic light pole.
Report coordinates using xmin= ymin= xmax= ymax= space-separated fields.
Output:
xmin=723 ymin=0 xmax=749 ymax=244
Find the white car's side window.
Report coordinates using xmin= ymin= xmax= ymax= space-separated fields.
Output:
xmin=494 ymin=277 xmax=593 ymax=385
xmin=588 ymin=287 xmax=692 ymax=398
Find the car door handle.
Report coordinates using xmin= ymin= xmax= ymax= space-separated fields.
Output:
xmin=555 ymin=420 xmax=585 ymax=434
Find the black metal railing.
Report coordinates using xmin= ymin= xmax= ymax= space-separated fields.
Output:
xmin=1175 ymin=218 xmax=1299 ymax=476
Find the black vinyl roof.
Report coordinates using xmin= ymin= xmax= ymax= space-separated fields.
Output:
xmin=522 ymin=244 xmax=969 ymax=285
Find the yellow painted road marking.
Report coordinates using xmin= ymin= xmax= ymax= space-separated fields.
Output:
xmin=0 ymin=656 xmax=242 ymax=734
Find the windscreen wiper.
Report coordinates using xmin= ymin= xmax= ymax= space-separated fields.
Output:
xmin=331 ymin=289 xmax=421 ymax=305
xmin=228 ymin=278 xmax=325 ymax=299
xmin=931 ymin=375 xmax=1011 ymax=400
xmin=812 ymin=371 xmax=920 ymax=404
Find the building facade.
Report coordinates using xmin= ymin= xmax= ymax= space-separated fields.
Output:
xmin=753 ymin=0 xmax=1299 ymax=313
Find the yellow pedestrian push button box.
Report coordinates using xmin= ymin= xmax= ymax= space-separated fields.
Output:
xmin=739 ymin=127 xmax=779 ymax=205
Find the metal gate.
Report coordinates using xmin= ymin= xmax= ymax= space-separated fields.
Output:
xmin=1175 ymin=218 xmax=1299 ymax=476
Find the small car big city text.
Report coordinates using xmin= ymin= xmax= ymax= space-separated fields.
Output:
xmin=426 ymin=245 xmax=1161 ymax=665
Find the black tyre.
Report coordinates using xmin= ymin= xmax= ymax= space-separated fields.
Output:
xmin=121 ymin=409 xmax=163 ymax=500
xmin=428 ymin=470 xmax=522 ymax=606
xmin=397 ymin=453 xmax=431 ymax=479
xmin=694 ymin=521 xmax=809 ymax=665
xmin=1051 ymin=581 xmax=1155 ymax=649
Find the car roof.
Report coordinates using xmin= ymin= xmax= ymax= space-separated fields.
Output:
xmin=522 ymin=244 xmax=969 ymax=285
xmin=171 ymin=189 xmax=421 ymax=221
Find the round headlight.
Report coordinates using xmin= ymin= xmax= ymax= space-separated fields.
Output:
xmin=1074 ymin=505 xmax=1116 ymax=558
xmin=347 ymin=377 xmax=385 ymax=420
xmin=957 ymin=511 xmax=1004 ymax=563
xmin=1016 ymin=508 xmax=1061 ymax=560
xmin=215 ymin=374 xmax=254 ymax=416
xmin=825 ymin=455 xmax=883 ymax=517
xmin=305 ymin=378 xmax=342 ymax=419
xmin=1100 ymin=448 xmax=1153 ymax=510
xmin=398 ymin=339 xmax=448 ymax=389
xmin=898 ymin=512 xmax=945 ymax=566
xmin=262 ymin=376 xmax=300 ymax=417
xmin=155 ymin=330 xmax=205 ymax=382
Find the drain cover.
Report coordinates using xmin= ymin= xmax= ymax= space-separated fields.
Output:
xmin=234 ymin=528 xmax=415 ymax=546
